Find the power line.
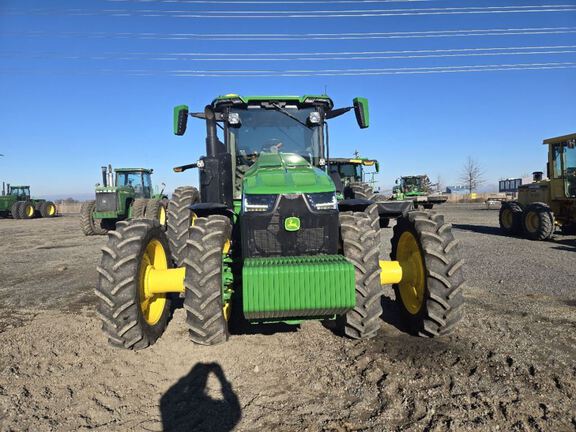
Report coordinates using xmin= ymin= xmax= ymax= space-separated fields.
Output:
xmin=1 ymin=61 xmax=574 ymax=76
xmin=5 ymin=5 xmax=576 ymax=18
xmin=4 ymin=27 xmax=575 ymax=41
xmin=3 ymin=45 xmax=576 ymax=62
xmin=106 ymin=0 xmax=436 ymax=3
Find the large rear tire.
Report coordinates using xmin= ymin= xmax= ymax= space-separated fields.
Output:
xmin=18 ymin=201 xmax=36 ymax=219
xmin=349 ymin=182 xmax=376 ymax=200
xmin=522 ymin=202 xmax=554 ymax=240
xmin=96 ymin=219 xmax=172 ymax=350
xmin=40 ymin=201 xmax=57 ymax=218
xmin=183 ymin=215 xmax=233 ymax=345
xmin=144 ymin=199 xmax=167 ymax=229
xmin=391 ymin=210 xmax=464 ymax=337
xmin=167 ymin=186 xmax=200 ymax=266
xmin=337 ymin=212 xmax=383 ymax=339
xmin=131 ymin=198 xmax=148 ymax=219
xmin=499 ymin=201 xmax=523 ymax=235
xmin=10 ymin=202 xmax=21 ymax=219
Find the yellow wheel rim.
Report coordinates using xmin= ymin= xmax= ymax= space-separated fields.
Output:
xmin=48 ymin=204 xmax=55 ymax=216
xmin=26 ymin=205 xmax=34 ymax=217
xmin=159 ymin=206 xmax=166 ymax=226
xmin=525 ymin=212 xmax=539 ymax=233
xmin=501 ymin=208 xmax=513 ymax=228
xmin=397 ymin=231 xmax=426 ymax=315
xmin=139 ymin=239 xmax=168 ymax=325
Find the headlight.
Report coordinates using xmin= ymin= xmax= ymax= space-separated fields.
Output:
xmin=242 ymin=194 xmax=277 ymax=212
xmin=306 ymin=192 xmax=337 ymax=211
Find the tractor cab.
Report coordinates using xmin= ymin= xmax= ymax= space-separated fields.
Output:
xmin=398 ymin=175 xmax=431 ymax=196
xmin=329 ymin=158 xmax=379 ymax=185
xmin=115 ymin=168 xmax=153 ymax=199
xmin=9 ymin=185 xmax=30 ymax=200
xmin=545 ymin=133 xmax=576 ymax=199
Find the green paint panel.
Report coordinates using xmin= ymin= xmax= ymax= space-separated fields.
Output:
xmin=243 ymin=153 xmax=335 ymax=195
xmin=242 ymin=255 xmax=356 ymax=320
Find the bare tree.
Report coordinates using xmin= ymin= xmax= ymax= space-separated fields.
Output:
xmin=459 ymin=157 xmax=485 ymax=195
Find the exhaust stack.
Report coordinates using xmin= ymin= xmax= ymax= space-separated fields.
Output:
xmin=101 ymin=166 xmax=108 ymax=187
xmin=108 ymin=165 xmax=114 ymax=187
xmin=2 ymin=182 xmax=5 ymax=196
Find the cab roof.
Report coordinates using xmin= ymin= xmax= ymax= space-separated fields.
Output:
xmin=10 ymin=185 xmax=29 ymax=188
xmin=543 ymin=133 xmax=576 ymax=145
xmin=114 ymin=168 xmax=153 ymax=174
xmin=329 ymin=158 xmax=378 ymax=166
xmin=212 ymin=94 xmax=334 ymax=110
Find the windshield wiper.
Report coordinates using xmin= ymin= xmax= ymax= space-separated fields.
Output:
xmin=270 ymin=102 xmax=311 ymax=129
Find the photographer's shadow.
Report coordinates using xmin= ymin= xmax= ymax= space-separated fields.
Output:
xmin=160 ymin=362 xmax=241 ymax=432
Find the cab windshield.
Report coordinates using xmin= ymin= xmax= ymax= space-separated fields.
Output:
xmin=227 ymin=107 xmax=322 ymax=166
xmin=564 ymin=144 xmax=576 ymax=197
xmin=10 ymin=187 xmax=29 ymax=197
xmin=338 ymin=164 xmax=362 ymax=181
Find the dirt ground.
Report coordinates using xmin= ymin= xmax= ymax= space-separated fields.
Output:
xmin=0 ymin=204 xmax=575 ymax=432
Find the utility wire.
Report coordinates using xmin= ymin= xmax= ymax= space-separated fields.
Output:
xmin=3 ymin=45 xmax=576 ymax=62
xmin=4 ymin=27 xmax=575 ymax=41
xmin=5 ymin=5 xmax=576 ymax=18
xmin=1 ymin=62 xmax=575 ymax=76
xmin=106 ymin=0 xmax=436 ymax=3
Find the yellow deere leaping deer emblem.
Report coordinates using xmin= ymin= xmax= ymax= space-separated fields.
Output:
xmin=284 ymin=216 xmax=301 ymax=232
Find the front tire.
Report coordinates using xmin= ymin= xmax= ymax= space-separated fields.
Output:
xmin=391 ymin=210 xmax=464 ymax=337
xmin=10 ymin=202 xmax=21 ymax=219
xmin=338 ymin=212 xmax=383 ymax=339
xmin=183 ymin=215 xmax=233 ymax=345
xmin=167 ymin=186 xmax=200 ymax=266
xmin=96 ymin=219 xmax=172 ymax=350
xmin=522 ymin=202 xmax=554 ymax=240
xmin=499 ymin=201 xmax=523 ymax=235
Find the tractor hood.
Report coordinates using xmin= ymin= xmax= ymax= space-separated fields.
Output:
xmin=243 ymin=153 xmax=335 ymax=195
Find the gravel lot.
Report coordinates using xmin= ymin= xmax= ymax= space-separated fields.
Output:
xmin=0 ymin=204 xmax=575 ymax=432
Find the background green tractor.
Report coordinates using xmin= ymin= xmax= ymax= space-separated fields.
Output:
xmin=328 ymin=157 xmax=382 ymax=200
xmin=95 ymin=94 xmax=464 ymax=350
xmin=0 ymin=183 xmax=57 ymax=219
xmin=499 ymin=133 xmax=576 ymax=240
xmin=81 ymin=165 xmax=168 ymax=235
xmin=328 ymin=157 xmax=411 ymax=228
xmin=391 ymin=175 xmax=447 ymax=210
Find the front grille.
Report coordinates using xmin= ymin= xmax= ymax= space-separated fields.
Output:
xmin=96 ymin=192 xmax=117 ymax=212
xmin=241 ymin=195 xmax=338 ymax=258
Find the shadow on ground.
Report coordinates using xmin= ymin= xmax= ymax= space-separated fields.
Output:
xmin=452 ymin=223 xmax=507 ymax=237
xmin=161 ymin=362 xmax=241 ymax=432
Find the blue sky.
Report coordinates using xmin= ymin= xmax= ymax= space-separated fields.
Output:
xmin=0 ymin=0 xmax=575 ymax=198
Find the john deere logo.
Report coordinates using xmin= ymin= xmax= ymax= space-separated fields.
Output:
xmin=284 ymin=216 xmax=300 ymax=232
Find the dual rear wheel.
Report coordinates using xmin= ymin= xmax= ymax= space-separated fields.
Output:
xmin=499 ymin=201 xmax=555 ymax=240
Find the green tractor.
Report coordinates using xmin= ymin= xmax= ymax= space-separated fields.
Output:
xmin=81 ymin=165 xmax=168 ymax=236
xmin=328 ymin=157 xmax=411 ymax=228
xmin=391 ymin=175 xmax=447 ymax=210
xmin=499 ymin=133 xmax=576 ymax=240
xmin=0 ymin=183 xmax=57 ymax=219
xmin=95 ymin=94 xmax=464 ymax=350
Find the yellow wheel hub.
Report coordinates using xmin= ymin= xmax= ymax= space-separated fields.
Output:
xmin=48 ymin=204 xmax=55 ymax=216
xmin=525 ymin=212 xmax=539 ymax=233
xmin=397 ymin=231 xmax=426 ymax=315
xmin=159 ymin=206 xmax=166 ymax=226
xmin=501 ymin=208 xmax=513 ymax=228
xmin=139 ymin=239 xmax=168 ymax=325
xmin=26 ymin=205 xmax=34 ymax=217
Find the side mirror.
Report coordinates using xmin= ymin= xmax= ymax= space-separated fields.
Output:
xmin=353 ymin=97 xmax=369 ymax=129
xmin=375 ymin=161 xmax=380 ymax=173
xmin=395 ymin=179 xmax=398 ymax=184
xmin=173 ymin=105 xmax=189 ymax=136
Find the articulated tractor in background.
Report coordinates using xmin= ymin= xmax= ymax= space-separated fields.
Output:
xmin=0 ymin=183 xmax=57 ymax=219
xmin=81 ymin=165 xmax=168 ymax=235
xmin=391 ymin=175 xmax=448 ymax=210
xmin=95 ymin=94 xmax=464 ymax=350
xmin=500 ymin=133 xmax=576 ymax=240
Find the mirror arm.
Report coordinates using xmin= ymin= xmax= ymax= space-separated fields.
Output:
xmin=173 ymin=163 xmax=198 ymax=173
xmin=325 ymin=106 xmax=352 ymax=120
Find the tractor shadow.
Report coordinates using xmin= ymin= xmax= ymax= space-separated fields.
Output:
xmin=380 ymin=295 xmax=411 ymax=334
xmin=160 ymin=362 xmax=241 ymax=432
xmin=550 ymin=238 xmax=576 ymax=252
xmin=452 ymin=223 xmax=507 ymax=237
